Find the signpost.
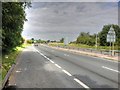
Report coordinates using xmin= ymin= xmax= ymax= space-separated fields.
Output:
xmin=107 ymin=26 xmax=116 ymax=56
xmin=64 ymin=37 xmax=69 ymax=45
xmin=95 ymin=33 xmax=98 ymax=50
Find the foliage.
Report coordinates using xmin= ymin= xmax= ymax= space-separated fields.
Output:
xmin=31 ymin=38 xmax=34 ymax=43
xmin=99 ymin=24 xmax=120 ymax=46
xmin=2 ymin=2 xmax=31 ymax=53
xmin=26 ymin=40 xmax=32 ymax=44
xmin=60 ymin=38 xmax=64 ymax=43
xmin=2 ymin=44 xmax=30 ymax=80
xmin=76 ymin=32 xmax=95 ymax=46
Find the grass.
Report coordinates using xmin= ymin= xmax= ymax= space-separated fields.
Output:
xmin=0 ymin=44 xmax=31 ymax=83
xmin=48 ymin=43 xmax=119 ymax=51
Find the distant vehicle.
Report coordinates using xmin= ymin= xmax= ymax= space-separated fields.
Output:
xmin=34 ymin=43 xmax=38 ymax=46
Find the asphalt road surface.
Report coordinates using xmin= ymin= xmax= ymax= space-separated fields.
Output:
xmin=9 ymin=44 xmax=119 ymax=89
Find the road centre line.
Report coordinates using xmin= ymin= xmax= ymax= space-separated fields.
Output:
xmin=62 ymin=69 xmax=72 ymax=76
xmin=34 ymin=47 xmax=90 ymax=89
xmin=64 ymin=54 xmax=69 ymax=56
xmin=49 ymin=60 xmax=55 ymax=63
xmin=74 ymin=78 xmax=90 ymax=89
xmin=102 ymin=66 xmax=119 ymax=73
xmin=55 ymin=64 xmax=62 ymax=69
xmin=35 ymin=48 xmax=49 ymax=59
xmin=44 ymin=45 xmax=119 ymax=63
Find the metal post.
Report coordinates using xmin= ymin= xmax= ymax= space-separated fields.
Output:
xmin=96 ymin=34 xmax=97 ymax=50
xmin=112 ymin=42 xmax=114 ymax=56
xmin=110 ymin=41 xmax=112 ymax=56
xmin=107 ymin=26 xmax=116 ymax=56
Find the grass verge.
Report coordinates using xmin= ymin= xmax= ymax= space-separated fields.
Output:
xmin=48 ymin=43 xmax=119 ymax=50
xmin=0 ymin=44 xmax=31 ymax=83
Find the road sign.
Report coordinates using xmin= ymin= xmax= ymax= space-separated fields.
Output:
xmin=64 ymin=37 xmax=69 ymax=45
xmin=107 ymin=26 xmax=116 ymax=42
xmin=107 ymin=26 xmax=116 ymax=56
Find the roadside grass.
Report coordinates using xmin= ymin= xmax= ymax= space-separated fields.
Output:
xmin=1 ymin=44 xmax=31 ymax=82
xmin=48 ymin=43 xmax=118 ymax=50
xmin=49 ymin=43 xmax=64 ymax=47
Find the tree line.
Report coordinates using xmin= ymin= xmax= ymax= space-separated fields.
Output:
xmin=30 ymin=24 xmax=120 ymax=49
xmin=75 ymin=24 xmax=120 ymax=48
xmin=2 ymin=2 xmax=31 ymax=53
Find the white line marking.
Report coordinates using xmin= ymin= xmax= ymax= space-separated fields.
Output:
xmin=64 ymin=54 xmax=69 ymax=56
xmin=55 ymin=64 xmax=62 ymax=69
xmin=64 ymin=54 xmax=66 ymax=56
xmin=34 ymin=47 xmax=55 ymax=64
xmin=16 ymin=70 xmax=21 ymax=73
xmin=40 ymin=53 xmax=44 ymax=56
xmin=46 ymin=57 xmax=50 ymax=60
xmin=102 ymin=66 xmax=119 ymax=73
xmin=62 ymin=69 xmax=72 ymax=76
xmin=74 ymin=78 xmax=90 ymax=89
xmin=49 ymin=60 xmax=54 ymax=63
xmin=47 ymin=58 xmax=51 ymax=61
xmin=43 ymin=55 xmax=47 ymax=58
xmin=34 ymin=46 xmax=90 ymax=88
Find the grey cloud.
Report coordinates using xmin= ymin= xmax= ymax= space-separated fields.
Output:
xmin=32 ymin=0 xmax=119 ymax=2
xmin=22 ymin=2 xmax=118 ymax=41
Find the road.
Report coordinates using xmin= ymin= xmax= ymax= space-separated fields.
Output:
xmin=9 ymin=44 xmax=119 ymax=89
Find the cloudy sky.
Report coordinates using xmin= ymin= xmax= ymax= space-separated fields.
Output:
xmin=22 ymin=1 xmax=118 ymax=41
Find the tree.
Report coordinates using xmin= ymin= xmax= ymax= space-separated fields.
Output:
xmin=31 ymin=38 xmax=34 ymax=43
xmin=47 ymin=40 xmax=50 ymax=43
xmin=27 ymin=39 xmax=32 ymax=44
xmin=76 ymin=32 xmax=95 ymax=46
xmin=99 ymin=24 xmax=120 ymax=46
xmin=2 ymin=2 xmax=31 ymax=53
xmin=60 ymin=38 xmax=64 ymax=43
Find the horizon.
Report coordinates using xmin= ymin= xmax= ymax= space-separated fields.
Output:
xmin=22 ymin=2 xmax=118 ymax=41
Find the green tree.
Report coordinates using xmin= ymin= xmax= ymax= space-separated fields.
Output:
xmin=31 ymin=38 xmax=34 ymax=43
xmin=27 ymin=39 xmax=32 ymax=44
xmin=60 ymin=38 xmax=64 ymax=43
xmin=76 ymin=32 xmax=95 ymax=46
xmin=99 ymin=24 xmax=120 ymax=46
xmin=2 ymin=2 xmax=31 ymax=53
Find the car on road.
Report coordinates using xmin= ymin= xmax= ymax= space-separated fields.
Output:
xmin=34 ymin=43 xmax=38 ymax=46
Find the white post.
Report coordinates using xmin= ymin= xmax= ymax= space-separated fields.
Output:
xmin=110 ymin=41 xmax=112 ymax=56
xmin=96 ymin=34 xmax=97 ymax=50
xmin=107 ymin=25 xmax=116 ymax=56
xmin=112 ymin=42 xmax=114 ymax=56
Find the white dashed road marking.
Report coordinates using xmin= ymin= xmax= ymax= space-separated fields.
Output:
xmin=34 ymin=47 xmax=90 ymax=89
xmin=62 ymin=69 xmax=72 ymax=76
xmin=55 ymin=64 xmax=62 ymax=69
xmin=64 ymin=54 xmax=69 ymax=56
xmin=16 ymin=70 xmax=21 ymax=73
xmin=102 ymin=66 xmax=119 ymax=73
xmin=49 ymin=60 xmax=55 ymax=63
xmin=74 ymin=78 xmax=90 ymax=88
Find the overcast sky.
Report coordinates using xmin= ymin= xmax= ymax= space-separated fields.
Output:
xmin=22 ymin=1 xmax=118 ymax=41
